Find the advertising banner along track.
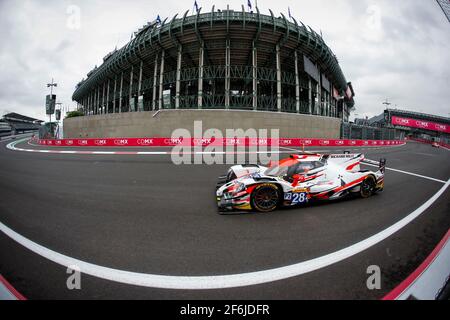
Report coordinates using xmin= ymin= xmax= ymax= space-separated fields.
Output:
xmin=33 ymin=137 xmax=406 ymax=148
xmin=391 ymin=116 xmax=450 ymax=134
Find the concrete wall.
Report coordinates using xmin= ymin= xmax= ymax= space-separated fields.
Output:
xmin=63 ymin=110 xmax=342 ymax=139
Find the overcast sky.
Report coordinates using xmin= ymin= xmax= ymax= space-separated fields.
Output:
xmin=0 ymin=0 xmax=449 ymax=121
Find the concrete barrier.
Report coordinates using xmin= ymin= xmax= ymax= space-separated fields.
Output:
xmin=63 ymin=110 xmax=342 ymax=139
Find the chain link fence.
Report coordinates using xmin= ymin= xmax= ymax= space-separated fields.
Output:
xmin=342 ymin=123 xmax=404 ymax=140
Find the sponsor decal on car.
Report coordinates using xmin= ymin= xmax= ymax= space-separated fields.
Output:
xmin=292 ymin=188 xmax=308 ymax=193
xmin=330 ymin=154 xmax=355 ymax=158
xmin=250 ymin=173 xmax=262 ymax=179
xmin=289 ymin=192 xmax=308 ymax=204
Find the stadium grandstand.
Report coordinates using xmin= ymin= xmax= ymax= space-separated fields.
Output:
xmin=436 ymin=0 xmax=450 ymax=23
xmin=1 ymin=113 xmax=43 ymax=136
xmin=71 ymin=7 xmax=355 ymax=126
xmin=0 ymin=120 xmax=13 ymax=137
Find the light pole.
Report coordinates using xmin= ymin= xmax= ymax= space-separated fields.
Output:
xmin=55 ymin=102 xmax=63 ymax=139
xmin=382 ymin=99 xmax=391 ymax=109
xmin=47 ymin=78 xmax=58 ymax=136
xmin=338 ymin=96 xmax=346 ymax=122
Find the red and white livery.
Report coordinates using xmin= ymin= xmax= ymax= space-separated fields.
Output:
xmin=216 ymin=153 xmax=386 ymax=213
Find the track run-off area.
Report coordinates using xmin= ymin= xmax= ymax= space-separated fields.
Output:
xmin=0 ymin=137 xmax=449 ymax=299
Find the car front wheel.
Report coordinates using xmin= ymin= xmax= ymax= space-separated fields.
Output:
xmin=251 ymin=184 xmax=280 ymax=213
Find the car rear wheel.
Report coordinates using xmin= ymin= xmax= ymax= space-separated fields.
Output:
xmin=360 ymin=176 xmax=376 ymax=198
xmin=251 ymin=184 xmax=280 ymax=213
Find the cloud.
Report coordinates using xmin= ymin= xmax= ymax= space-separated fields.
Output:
xmin=0 ymin=0 xmax=449 ymax=121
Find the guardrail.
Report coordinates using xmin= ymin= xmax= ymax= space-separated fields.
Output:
xmin=0 ymin=132 xmax=36 ymax=142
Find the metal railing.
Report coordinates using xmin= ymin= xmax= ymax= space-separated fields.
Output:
xmin=342 ymin=123 xmax=404 ymax=140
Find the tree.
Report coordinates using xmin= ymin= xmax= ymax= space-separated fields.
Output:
xmin=65 ymin=111 xmax=84 ymax=119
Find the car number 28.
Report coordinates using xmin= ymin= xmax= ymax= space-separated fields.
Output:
xmin=285 ymin=192 xmax=308 ymax=205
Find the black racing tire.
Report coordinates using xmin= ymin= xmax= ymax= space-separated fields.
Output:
xmin=251 ymin=184 xmax=281 ymax=213
xmin=360 ymin=176 xmax=376 ymax=198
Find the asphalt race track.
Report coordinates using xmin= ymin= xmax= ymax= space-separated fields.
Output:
xmin=0 ymin=138 xmax=449 ymax=299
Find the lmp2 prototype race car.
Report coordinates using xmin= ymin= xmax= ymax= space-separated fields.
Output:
xmin=216 ymin=153 xmax=386 ymax=213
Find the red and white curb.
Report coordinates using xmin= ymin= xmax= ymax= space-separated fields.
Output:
xmin=383 ymin=230 xmax=450 ymax=300
xmin=0 ymin=275 xmax=26 ymax=301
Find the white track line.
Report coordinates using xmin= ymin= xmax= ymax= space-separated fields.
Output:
xmin=364 ymin=160 xmax=446 ymax=184
xmin=91 ymin=152 xmax=117 ymax=155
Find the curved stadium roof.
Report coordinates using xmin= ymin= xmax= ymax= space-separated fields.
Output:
xmin=73 ymin=8 xmax=350 ymax=102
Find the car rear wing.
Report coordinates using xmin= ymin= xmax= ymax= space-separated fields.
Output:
xmin=324 ymin=153 xmax=364 ymax=164
xmin=379 ymin=158 xmax=387 ymax=174
xmin=362 ymin=158 xmax=387 ymax=174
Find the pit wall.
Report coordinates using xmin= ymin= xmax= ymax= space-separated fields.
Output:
xmin=63 ymin=110 xmax=342 ymax=139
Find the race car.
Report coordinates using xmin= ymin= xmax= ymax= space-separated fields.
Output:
xmin=216 ymin=153 xmax=386 ymax=213
xmin=432 ymin=142 xmax=440 ymax=148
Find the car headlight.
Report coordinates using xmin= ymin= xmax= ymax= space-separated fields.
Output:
xmin=235 ymin=183 xmax=247 ymax=193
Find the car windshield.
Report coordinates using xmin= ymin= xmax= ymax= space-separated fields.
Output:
xmin=265 ymin=165 xmax=290 ymax=177
xmin=265 ymin=161 xmax=324 ymax=178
